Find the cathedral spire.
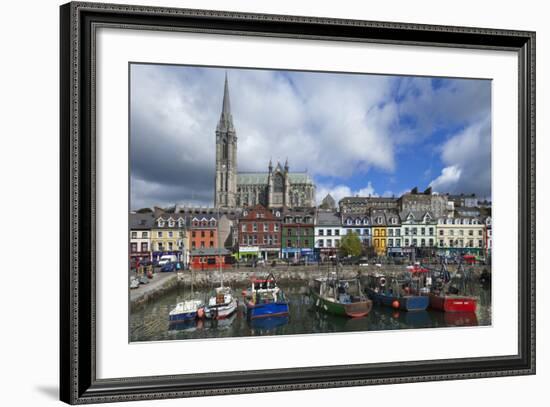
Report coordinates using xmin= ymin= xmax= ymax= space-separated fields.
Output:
xmin=217 ymin=72 xmax=234 ymax=131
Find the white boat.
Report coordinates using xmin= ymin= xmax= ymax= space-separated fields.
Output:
xmin=204 ymin=286 xmax=238 ymax=320
xmin=168 ymin=299 xmax=204 ymax=323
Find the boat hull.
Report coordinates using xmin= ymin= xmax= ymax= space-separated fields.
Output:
xmin=366 ymin=288 xmax=429 ymax=312
xmin=168 ymin=311 xmax=197 ymax=322
xmin=429 ymin=294 xmax=477 ymax=312
xmin=205 ymin=299 xmax=238 ymax=320
xmin=246 ymin=301 xmax=289 ymax=319
xmin=310 ymin=289 xmax=372 ymax=318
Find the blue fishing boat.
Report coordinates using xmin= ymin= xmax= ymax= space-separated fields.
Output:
xmin=365 ymin=274 xmax=429 ymax=312
xmin=242 ymin=273 xmax=289 ymax=319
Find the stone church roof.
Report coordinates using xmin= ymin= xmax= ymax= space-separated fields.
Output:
xmin=237 ymin=172 xmax=314 ymax=185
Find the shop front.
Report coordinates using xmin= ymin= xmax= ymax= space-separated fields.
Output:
xmin=237 ymin=246 xmax=260 ymax=260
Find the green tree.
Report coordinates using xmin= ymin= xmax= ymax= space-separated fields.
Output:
xmin=339 ymin=231 xmax=362 ymax=257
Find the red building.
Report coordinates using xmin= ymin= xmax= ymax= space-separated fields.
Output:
xmin=238 ymin=205 xmax=282 ymax=260
xmin=189 ymin=248 xmax=231 ymax=271
xmin=190 ymin=215 xmax=219 ymax=251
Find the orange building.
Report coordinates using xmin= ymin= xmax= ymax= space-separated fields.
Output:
xmin=190 ymin=215 xmax=219 ymax=251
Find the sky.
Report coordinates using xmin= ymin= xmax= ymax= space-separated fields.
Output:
xmin=130 ymin=64 xmax=491 ymax=210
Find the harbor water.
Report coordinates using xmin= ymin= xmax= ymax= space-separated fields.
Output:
xmin=129 ymin=279 xmax=491 ymax=342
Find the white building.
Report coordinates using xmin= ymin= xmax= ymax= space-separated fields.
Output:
xmin=400 ymin=210 xmax=437 ymax=249
xmin=315 ymin=211 xmax=344 ymax=258
xmin=341 ymin=214 xmax=371 ymax=246
xmin=436 ymin=216 xmax=485 ymax=252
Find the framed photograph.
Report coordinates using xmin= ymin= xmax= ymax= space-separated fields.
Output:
xmin=60 ymin=1 xmax=535 ymax=404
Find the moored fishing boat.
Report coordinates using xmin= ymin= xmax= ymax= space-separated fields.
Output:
xmin=168 ymin=299 xmax=204 ymax=323
xmin=310 ymin=271 xmax=372 ymax=318
xmin=243 ymin=273 xmax=289 ymax=319
xmin=427 ymin=259 xmax=477 ymax=313
xmin=204 ymin=286 xmax=238 ymax=319
xmin=365 ymin=274 xmax=429 ymax=312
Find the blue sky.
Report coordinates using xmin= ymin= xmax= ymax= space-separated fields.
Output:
xmin=130 ymin=64 xmax=491 ymax=209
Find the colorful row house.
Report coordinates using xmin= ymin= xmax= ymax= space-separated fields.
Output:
xmin=314 ymin=211 xmax=343 ymax=260
xmin=281 ymin=209 xmax=315 ymax=261
xmin=130 ymin=213 xmax=154 ymax=262
xmin=237 ymin=205 xmax=282 ymax=260
xmin=151 ymin=214 xmax=189 ymax=264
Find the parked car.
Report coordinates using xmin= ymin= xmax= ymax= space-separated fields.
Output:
xmin=161 ymin=261 xmax=183 ymax=272
xmin=158 ymin=254 xmax=177 ymax=266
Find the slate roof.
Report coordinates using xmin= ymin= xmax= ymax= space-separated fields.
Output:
xmin=315 ymin=211 xmax=341 ymax=226
xmin=130 ymin=213 xmax=155 ymax=230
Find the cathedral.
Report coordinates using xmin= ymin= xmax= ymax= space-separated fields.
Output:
xmin=214 ymin=75 xmax=316 ymax=209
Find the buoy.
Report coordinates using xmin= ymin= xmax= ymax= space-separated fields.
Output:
xmin=392 ymin=300 xmax=400 ymax=309
xmin=197 ymin=307 xmax=205 ymax=319
xmin=392 ymin=311 xmax=400 ymax=319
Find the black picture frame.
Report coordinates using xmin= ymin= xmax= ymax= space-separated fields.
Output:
xmin=60 ymin=2 xmax=536 ymax=404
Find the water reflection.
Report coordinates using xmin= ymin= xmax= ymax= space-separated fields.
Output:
xmin=130 ymin=280 xmax=491 ymax=342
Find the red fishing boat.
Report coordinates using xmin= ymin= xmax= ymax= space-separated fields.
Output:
xmin=429 ymin=294 xmax=477 ymax=312
xmin=428 ymin=260 xmax=477 ymax=312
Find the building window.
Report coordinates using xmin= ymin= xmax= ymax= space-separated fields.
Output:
xmin=210 ymin=231 xmax=214 ymax=238
xmin=388 ymin=229 xmax=394 ymax=237
xmin=377 ymin=217 xmax=383 ymax=224
xmin=396 ymin=229 xmax=401 ymax=236
xmin=253 ymin=223 xmax=258 ymax=232
xmin=355 ymin=229 xmax=361 ymax=235
xmin=421 ymin=227 xmax=425 ymax=236
xmin=241 ymin=224 xmax=246 ymax=232
xmin=439 ymin=239 xmax=444 ymax=247
xmin=396 ymin=239 xmax=401 ymax=247
xmin=405 ymin=239 xmax=409 ymax=246
xmin=478 ymin=230 xmax=483 ymax=236
xmin=429 ymin=239 xmax=434 ymax=246
xmin=263 ymin=235 xmax=267 ymax=244
xmin=168 ymin=242 xmax=173 ymax=251
xmin=192 ymin=242 xmax=196 ymax=249
xmin=158 ymin=231 xmax=163 ymax=238
xmin=335 ymin=229 xmax=340 ymax=236
xmin=405 ymin=227 xmax=409 ymax=236
xmin=141 ymin=242 xmax=148 ymax=252
xmin=421 ymin=239 xmax=425 ymax=247
xmin=450 ymin=230 xmax=454 ymax=236
xmin=468 ymin=240 xmax=474 ymax=247
xmin=428 ymin=228 xmax=433 ymax=236
xmin=374 ymin=230 xmax=379 ymax=237
xmin=412 ymin=227 xmax=417 ymax=235
xmin=319 ymin=229 xmax=324 ymax=236
xmin=412 ymin=238 xmax=417 ymax=246
xmin=201 ymin=231 xmax=205 ymax=238
xmin=478 ymin=240 xmax=483 ymax=247
xmin=327 ymin=229 xmax=332 ymax=236
xmin=168 ymin=231 xmax=173 ymax=238
xmin=287 ymin=239 xmax=292 ymax=247
xmin=263 ymin=223 xmax=268 ymax=232
xmin=192 ymin=231 xmax=196 ymax=238
xmin=200 ymin=242 xmax=205 ymax=248
xmin=388 ymin=238 xmax=393 ymax=247
xmin=130 ymin=243 xmax=137 ymax=253
xmin=326 ymin=239 xmax=332 ymax=247
xmin=318 ymin=239 xmax=324 ymax=247
xmin=274 ymin=224 xmax=279 ymax=232
xmin=210 ymin=241 xmax=214 ymax=247
xmin=131 ymin=231 xmax=137 ymax=239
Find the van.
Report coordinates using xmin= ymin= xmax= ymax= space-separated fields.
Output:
xmin=158 ymin=254 xmax=177 ymax=266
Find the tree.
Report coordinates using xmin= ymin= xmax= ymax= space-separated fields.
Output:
xmin=339 ymin=231 xmax=362 ymax=257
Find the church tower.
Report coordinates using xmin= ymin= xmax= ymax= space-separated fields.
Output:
xmin=214 ymin=74 xmax=238 ymax=208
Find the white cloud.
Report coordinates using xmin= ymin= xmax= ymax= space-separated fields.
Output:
xmin=429 ymin=118 xmax=491 ymax=197
xmin=316 ymin=182 xmax=377 ymax=205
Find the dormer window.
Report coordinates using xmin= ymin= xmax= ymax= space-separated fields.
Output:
xmin=168 ymin=219 xmax=175 ymax=227
xmin=178 ymin=218 xmax=184 ymax=227
xmin=446 ymin=219 xmax=452 ymax=225
xmin=158 ymin=219 xmax=165 ymax=227
xmin=454 ymin=219 xmax=461 ymax=225
xmin=275 ymin=211 xmax=280 ymax=217
xmin=346 ymin=218 xmax=353 ymax=225
xmin=377 ymin=217 xmax=383 ymax=224
xmin=243 ymin=210 xmax=248 ymax=217
xmin=355 ymin=219 xmax=361 ymax=225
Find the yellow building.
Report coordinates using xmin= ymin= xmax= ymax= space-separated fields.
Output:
xmin=372 ymin=226 xmax=387 ymax=256
xmin=151 ymin=214 xmax=188 ymax=264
